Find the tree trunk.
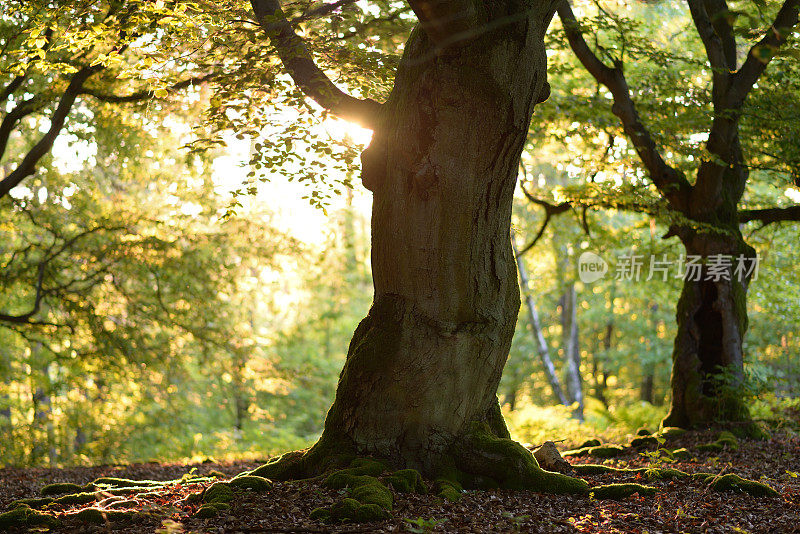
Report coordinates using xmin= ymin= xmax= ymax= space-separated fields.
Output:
xmin=663 ymin=158 xmax=757 ymax=432
xmin=561 ymin=283 xmax=583 ymax=421
xmin=511 ymin=237 xmax=569 ymax=406
xmin=255 ymin=9 xmax=586 ymax=493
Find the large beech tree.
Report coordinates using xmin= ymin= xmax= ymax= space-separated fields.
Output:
xmin=248 ymin=0 xmax=585 ymax=491
xmin=549 ymin=0 xmax=800 ymax=432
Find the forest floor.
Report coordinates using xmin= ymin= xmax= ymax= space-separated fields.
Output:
xmin=1 ymin=430 xmax=798 ymax=533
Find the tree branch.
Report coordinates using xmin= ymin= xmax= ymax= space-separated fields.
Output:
xmin=687 ymin=0 xmax=734 ymax=104
xmin=739 ymin=205 xmax=800 ymax=225
xmin=0 ymin=260 xmax=46 ymax=324
xmin=0 ymin=96 xmax=43 ymax=162
xmin=250 ymin=0 xmax=381 ymax=129
xmin=727 ymin=0 xmax=800 ymax=108
xmin=0 ymin=76 xmax=26 ymax=107
xmin=80 ymin=73 xmax=216 ymax=103
xmin=557 ymin=0 xmax=691 ymax=211
xmin=0 ymin=66 xmax=100 ymax=199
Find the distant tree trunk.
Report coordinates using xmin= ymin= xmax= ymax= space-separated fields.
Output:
xmin=561 ymin=283 xmax=583 ymax=421
xmin=640 ymin=372 xmax=654 ymax=404
xmin=512 ymin=237 xmax=569 ymax=406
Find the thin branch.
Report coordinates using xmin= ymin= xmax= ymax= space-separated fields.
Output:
xmin=0 ymin=261 xmax=46 ymax=324
xmin=728 ymin=0 xmax=800 ymax=108
xmin=557 ymin=0 xmax=692 ymax=211
xmin=0 ymin=66 xmax=101 ymax=199
xmin=250 ymin=0 xmax=381 ymax=128
xmin=80 ymin=73 xmax=215 ymax=103
xmin=0 ymin=96 xmax=44 ymax=162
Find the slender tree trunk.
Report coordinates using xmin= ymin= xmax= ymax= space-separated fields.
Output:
xmin=561 ymin=283 xmax=583 ymax=421
xmin=511 ymin=237 xmax=569 ymax=406
xmin=257 ymin=9 xmax=586 ymax=493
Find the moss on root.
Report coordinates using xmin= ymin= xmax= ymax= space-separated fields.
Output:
xmin=564 ymin=444 xmax=627 ymax=459
xmin=455 ymin=422 xmax=588 ymax=494
xmin=55 ymin=491 xmax=98 ymax=505
xmin=203 ymin=482 xmax=234 ymax=504
xmin=73 ymin=508 xmax=135 ymax=524
xmin=311 ymin=497 xmax=391 ymax=524
xmin=658 ymin=427 xmax=687 ymax=440
xmin=384 ymin=469 xmax=425 ymax=493
xmin=350 ymin=482 xmax=393 ymax=510
xmin=571 ymin=464 xmax=646 ymax=476
xmin=697 ymin=430 xmax=739 ymax=452
xmin=0 ymin=506 xmax=58 ymax=529
xmin=707 ymin=474 xmax=779 ymax=497
xmin=432 ymin=478 xmax=463 ymax=502
xmin=670 ymin=447 xmax=692 ymax=460
xmin=41 ymin=482 xmax=93 ymax=496
xmin=10 ymin=497 xmax=54 ymax=509
xmin=590 ymin=483 xmax=657 ymax=500
xmin=229 ymin=475 xmax=273 ymax=492
xmin=92 ymin=477 xmax=162 ymax=488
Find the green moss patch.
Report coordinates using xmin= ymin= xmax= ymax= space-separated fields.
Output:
xmin=578 ymin=438 xmax=602 ymax=448
xmin=229 ymin=475 xmax=273 ymax=492
xmin=93 ymin=477 xmax=163 ymax=488
xmin=350 ymin=482 xmax=393 ymax=510
xmin=55 ymin=491 xmax=98 ymax=505
xmin=384 ymin=469 xmax=425 ymax=493
xmin=73 ymin=508 xmax=135 ymax=524
xmin=563 ymin=444 xmax=626 ymax=459
xmin=323 ymin=472 xmax=376 ymax=490
xmin=0 ymin=506 xmax=58 ymax=529
xmin=312 ymin=498 xmax=391 ymax=523
xmin=590 ymin=483 xmax=657 ymax=499
xmin=636 ymin=428 xmax=652 ymax=436
xmin=697 ymin=431 xmax=739 ymax=452
xmin=10 ymin=497 xmax=54 ymax=509
xmin=571 ymin=464 xmax=646 ymax=476
xmin=707 ymin=474 xmax=779 ymax=497
xmin=433 ymin=478 xmax=463 ymax=502
xmin=203 ymin=482 xmax=234 ymax=503
xmin=458 ymin=422 xmax=588 ymax=495
xmin=670 ymin=447 xmax=692 ymax=460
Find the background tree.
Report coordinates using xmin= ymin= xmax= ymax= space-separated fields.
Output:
xmin=529 ymin=0 xmax=800 ymax=432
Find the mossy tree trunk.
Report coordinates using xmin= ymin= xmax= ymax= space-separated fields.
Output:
xmin=251 ymin=0 xmax=586 ymax=488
